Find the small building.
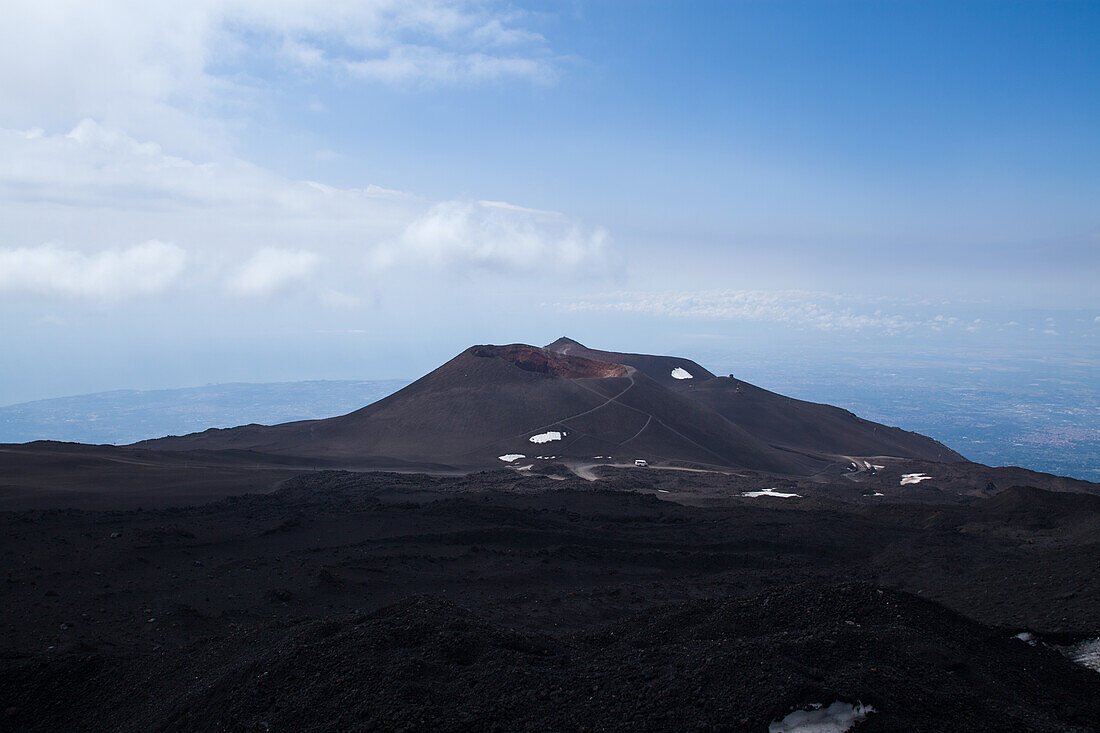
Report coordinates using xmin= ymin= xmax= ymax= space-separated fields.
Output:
xmin=634 ymin=459 xmax=648 ymax=467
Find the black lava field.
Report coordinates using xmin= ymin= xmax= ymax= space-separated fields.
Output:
xmin=1 ymin=341 xmax=1098 ymax=731
xmin=3 ymin=469 xmax=1099 ymax=731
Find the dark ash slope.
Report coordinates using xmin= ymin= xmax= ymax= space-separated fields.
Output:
xmin=139 ymin=344 xmax=822 ymax=474
xmin=136 ymin=339 xmax=962 ymax=474
xmin=5 ymin=586 xmax=1097 ymax=732
xmin=546 ymin=337 xmax=962 ymax=463
xmin=2 ymin=473 xmax=1099 ymax=731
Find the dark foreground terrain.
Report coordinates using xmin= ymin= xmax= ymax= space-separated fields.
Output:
xmin=2 ymin=470 xmax=1099 ymax=731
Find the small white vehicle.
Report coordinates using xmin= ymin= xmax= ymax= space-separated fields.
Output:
xmin=634 ymin=459 xmax=648 ymax=467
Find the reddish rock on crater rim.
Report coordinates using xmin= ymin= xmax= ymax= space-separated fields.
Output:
xmin=472 ymin=344 xmax=630 ymax=379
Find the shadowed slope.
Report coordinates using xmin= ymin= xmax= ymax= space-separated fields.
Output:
xmin=547 ymin=338 xmax=963 ymax=462
xmin=686 ymin=375 xmax=964 ymax=461
xmin=4 ymin=582 xmax=1096 ymax=732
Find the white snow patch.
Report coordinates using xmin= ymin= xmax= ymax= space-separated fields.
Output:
xmin=1066 ymin=637 xmax=1100 ymax=672
xmin=498 ymin=454 xmax=526 ymax=463
xmin=769 ymin=702 xmax=875 ymax=733
xmin=657 ymin=489 xmax=670 ymax=493
xmin=516 ymin=464 xmax=533 ymax=471
xmin=742 ymin=488 xmax=801 ymax=499
xmin=872 ymin=465 xmax=885 ymax=470
xmin=529 ymin=431 xmax=565 ymax=444
xmin=593 ymin=455 xmax=610 ymax=459
xmin=900 ymin=473 xmax=932 ymax=485
xmin=1014 ymin=632 xmax=1035 ymax=644
xmin=671 ymin=367 xmax=693 ymax=379
xmin=872 ymin=492 xmax=885 ymax=497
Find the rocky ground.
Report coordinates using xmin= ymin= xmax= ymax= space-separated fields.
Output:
xmin=2 ymin=469 xmax=1099 ymax=731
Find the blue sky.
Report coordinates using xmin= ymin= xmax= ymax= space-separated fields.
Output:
xmin=0 ymin=1 xmax=1097 ymax=403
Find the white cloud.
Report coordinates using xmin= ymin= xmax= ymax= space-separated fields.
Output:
xmin=318 ymin=288 xmax=361 ymax=309
xmin=0 ymin=4 xmax=592 ymax=308
xmin=0 ymin=120 xmax=414 ymax=213
xmin=374 ymin=199 xmax=609 ymax=272
xmin=0 ymin=240 xmax=186 ymax=299
xmin=271 ymin=3 xmax=555 ymax=86
xmin=227 ymin=249 xmax=321 ymax=297
xmin=0 ymin=122 xmax=608 ymax=300
xmin=0 ymin=1 xmax=554 ymax=149
xmin=344 ymin=47 xmax=551 ymax=85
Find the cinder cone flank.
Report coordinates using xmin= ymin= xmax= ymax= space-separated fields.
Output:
xmin=140 ymin=340 xmax=962 ymax=472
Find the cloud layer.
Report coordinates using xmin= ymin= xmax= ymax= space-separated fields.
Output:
xmin=552 ymin=290 xmax=907 ymax=331
xmin=227 ymin=249 xmax=322 ymax=297
xmin=375 ymin=200 xmax=609 ymax=272
xmin=0 ymin=121 xmax=608 ymax=302
xmin=549 ymin=289 xmax=1063 ymax=336
xmin=0 ymin=1 xmax=554 ymax=149
xmin=0 ymin=3 xmax=600 ymax=308
xmin=0 ymin=240 xmax=186 ymax=299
